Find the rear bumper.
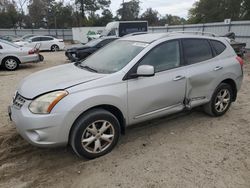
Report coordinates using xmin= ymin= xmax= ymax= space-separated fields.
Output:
xmin=19 ymin=54 xmax=41 ymax=63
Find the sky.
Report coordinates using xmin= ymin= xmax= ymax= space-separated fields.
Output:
xmin=110 ymin=0 xmax=197 ymax=18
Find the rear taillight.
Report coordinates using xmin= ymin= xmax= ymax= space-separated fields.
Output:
xmin=236 ymin=56 xmax=244 ymax=67
xmin=59 ymin=39 xmax=64 ymax=42
xmin=28 ymin=49 xmax=35 ymax=55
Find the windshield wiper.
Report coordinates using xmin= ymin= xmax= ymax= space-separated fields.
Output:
xmin=81 ymin=65 xmax=98 ymax=73
xmin=76 ymin=62 xmax=98 ymax=73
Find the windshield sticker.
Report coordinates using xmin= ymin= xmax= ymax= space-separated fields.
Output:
xmin=132 ymin=43 xmax=148 ymax=48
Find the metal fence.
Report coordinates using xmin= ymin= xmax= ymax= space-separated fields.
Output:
xmin=0 ymin=20 xmax=250 ymax=48
xmin=0 ymin=29 xmax=73 ymax=41
xmin=149 ymin=20 xmax=250 ymax=49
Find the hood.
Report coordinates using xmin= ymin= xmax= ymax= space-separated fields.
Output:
xmin=67 ymin=45 xmax=91 ymax=52
xmin=66 ymin=43 xmax=85 ymax=50
xmin=17 ymin=64 xmax=106 ymax=99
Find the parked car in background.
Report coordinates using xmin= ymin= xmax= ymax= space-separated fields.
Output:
xmin=0 ymin=39 xmax=43 ymax=71
xmin=65 ymin=37 xmax=118 ymax=62
xmin=15 ymin=36 xmax=65 ymax=52
xmin=0 ymin=35 xmax=19 ymax=42
xmin=13 ymin=34 xmax=37 ymax=42
xmin=9 ymin=32 xmax=243 ymax=159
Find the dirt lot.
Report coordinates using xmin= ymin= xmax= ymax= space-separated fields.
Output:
xmin=0 ymin=52 xmax=250 ymax=188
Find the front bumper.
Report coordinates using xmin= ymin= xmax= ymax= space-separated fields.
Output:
xmin=65 ymin=51 xmax=78 ymax=62
xmin=9 ymin=99 xmax=69 ymax=147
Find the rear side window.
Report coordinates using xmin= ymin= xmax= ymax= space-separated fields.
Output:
xmin=210 ymin=40 xmax=226 ymax=55
xmin=182 ymin=39 xmax=213 ymax=64
xmin=41 ymin=37 xmax=53 ymax=41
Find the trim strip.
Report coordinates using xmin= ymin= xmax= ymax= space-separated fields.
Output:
xmin=134 ymin=103 xmax=183 ymax=119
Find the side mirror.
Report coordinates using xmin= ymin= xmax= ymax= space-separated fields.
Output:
xmin=136 ymin=65 xmax=155 ymax=77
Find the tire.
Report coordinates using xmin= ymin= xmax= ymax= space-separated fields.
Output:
xmin=51 ymin=45 xmax=59 ymax=52
xmin=70 ymin=109 xmax=121 ymax=159
xmin=204 ymin=83 xmax=233 ymax=117
xmin=3 ymin=57 xmax=19 ymax=71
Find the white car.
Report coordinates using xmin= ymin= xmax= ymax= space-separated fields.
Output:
xmin=15 ymin=36 xmax=65 ymax=52
xmin=0 ymin=39 xmax=42 ymax=71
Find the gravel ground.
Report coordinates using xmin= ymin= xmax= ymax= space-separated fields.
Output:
xmin=0 ymin=52 xmax=249 ymax=188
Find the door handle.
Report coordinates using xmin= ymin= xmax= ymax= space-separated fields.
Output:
xmin=214 ymin=66 xmax=223 ymax=71
xmin=173 ymin=75 xmax=185 ymax=81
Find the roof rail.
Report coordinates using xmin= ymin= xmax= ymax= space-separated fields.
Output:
xmin=171 ymin=31 xmax=218 ymax=37
xmin=122 ymin=32 xmax=148 ymax=38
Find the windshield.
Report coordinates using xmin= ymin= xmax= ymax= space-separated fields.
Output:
xmin=79 ymin=40 xmax=147 ymax=74
xmin=0 ymin=39 xmax=19 ymax=48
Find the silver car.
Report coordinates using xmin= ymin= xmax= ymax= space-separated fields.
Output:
xmin=9 ymin=33 xmax=244 ymax=158
xmin=0 ymin=39 xmax=41 ymax=71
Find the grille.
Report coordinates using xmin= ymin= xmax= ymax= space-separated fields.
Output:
xmin=13 ymin=93 xmax=26 ymax=109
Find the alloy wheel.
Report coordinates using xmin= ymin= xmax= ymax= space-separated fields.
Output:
xmin=5 ymin=59 xmax=18 ymax=70
xmin=214 ymin=89 xmax=231 ymax=113
xmin=81 ymin=120 xmax=115 ymax=154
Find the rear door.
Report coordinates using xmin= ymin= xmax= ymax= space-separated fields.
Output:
xmin=182 ymin=38 xmax=225 ymax=107
xmin=40 ymin=37 xmax=54 ymax=50
xmin=127 ymin=40 xmax=186 ymax=124
xmin=31 ymin=37 xmax=42 ymax=49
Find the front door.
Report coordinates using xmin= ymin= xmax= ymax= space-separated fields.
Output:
xmin=127 ymin=40 xmax=186 ymax=124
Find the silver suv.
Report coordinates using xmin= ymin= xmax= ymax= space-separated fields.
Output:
xmin=9 ymin=33 xmax=244 ymax=159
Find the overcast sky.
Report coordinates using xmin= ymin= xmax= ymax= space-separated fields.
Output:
xmin=110 ymin=0 xmax=197 ymax=18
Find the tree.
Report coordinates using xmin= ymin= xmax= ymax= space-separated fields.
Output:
xmin=242 ymin=0 xmax=250 ymax=20
xmin=48 ymin=2 xmax=75 ymax=29
xmin=141 ymin=8 xmax=159 ymax=26
xmin=0 ymin=0 xmax=18 ymax=28
xmin=117 ymin=0 xmax=140 ymax=21
xmin=28 ymin=0 xmax=47 ymax=28
xmin=75 ymin=0 xmax=111 ymax=21
xmin=158 ymin=14 xmax=186 ymax=26
xmin=188 ymin=0 xmax=244 ymax=23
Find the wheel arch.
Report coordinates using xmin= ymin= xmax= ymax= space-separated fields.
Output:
xmin=221 ymin=78 xmax=237 ymax=101
xmin=68 ymin=104 xmax=126 ymax=144
xmin=2 ymin=55 xmax=21 ymax=65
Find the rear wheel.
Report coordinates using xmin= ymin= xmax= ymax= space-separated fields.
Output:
xmin=70 ymin=109 xmax=120 ymax=159
xmin=3 ymin=57 xmax=19 ymax=71
xmin=51 ymin=45 xmax=59 ymax=52
xmin=204 ymin=83 xmax=233 ymax=117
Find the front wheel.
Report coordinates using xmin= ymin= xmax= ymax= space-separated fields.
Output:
xmin=204 ymin=83 xmax=233 ymax=117
xmin=70 ymin=109 xmax=120 ymax=159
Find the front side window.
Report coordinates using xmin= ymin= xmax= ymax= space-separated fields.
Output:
xmin=79 ymin=40 xmax=146 ymax=74
xmin=183 ymin=39 xmax=213 ymax=65
xmin=139 ymin=40 xmax=181 ymax=72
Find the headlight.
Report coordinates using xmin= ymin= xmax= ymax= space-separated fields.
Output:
xmin=29 ymin=90 xmax=68 ymax=114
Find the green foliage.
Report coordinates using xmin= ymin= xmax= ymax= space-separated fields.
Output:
xmin=0 ymin=0 xmax=18 ymax=28
xmin=188 ymin=0 xmax=249 ymax=23
xmin=159 ymin=14 xmax=186 ymax=26
xmin=141 ymin=8 xmax=159 ymax=26
xmin=117 ymin=0 xmax=140 ymax=21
